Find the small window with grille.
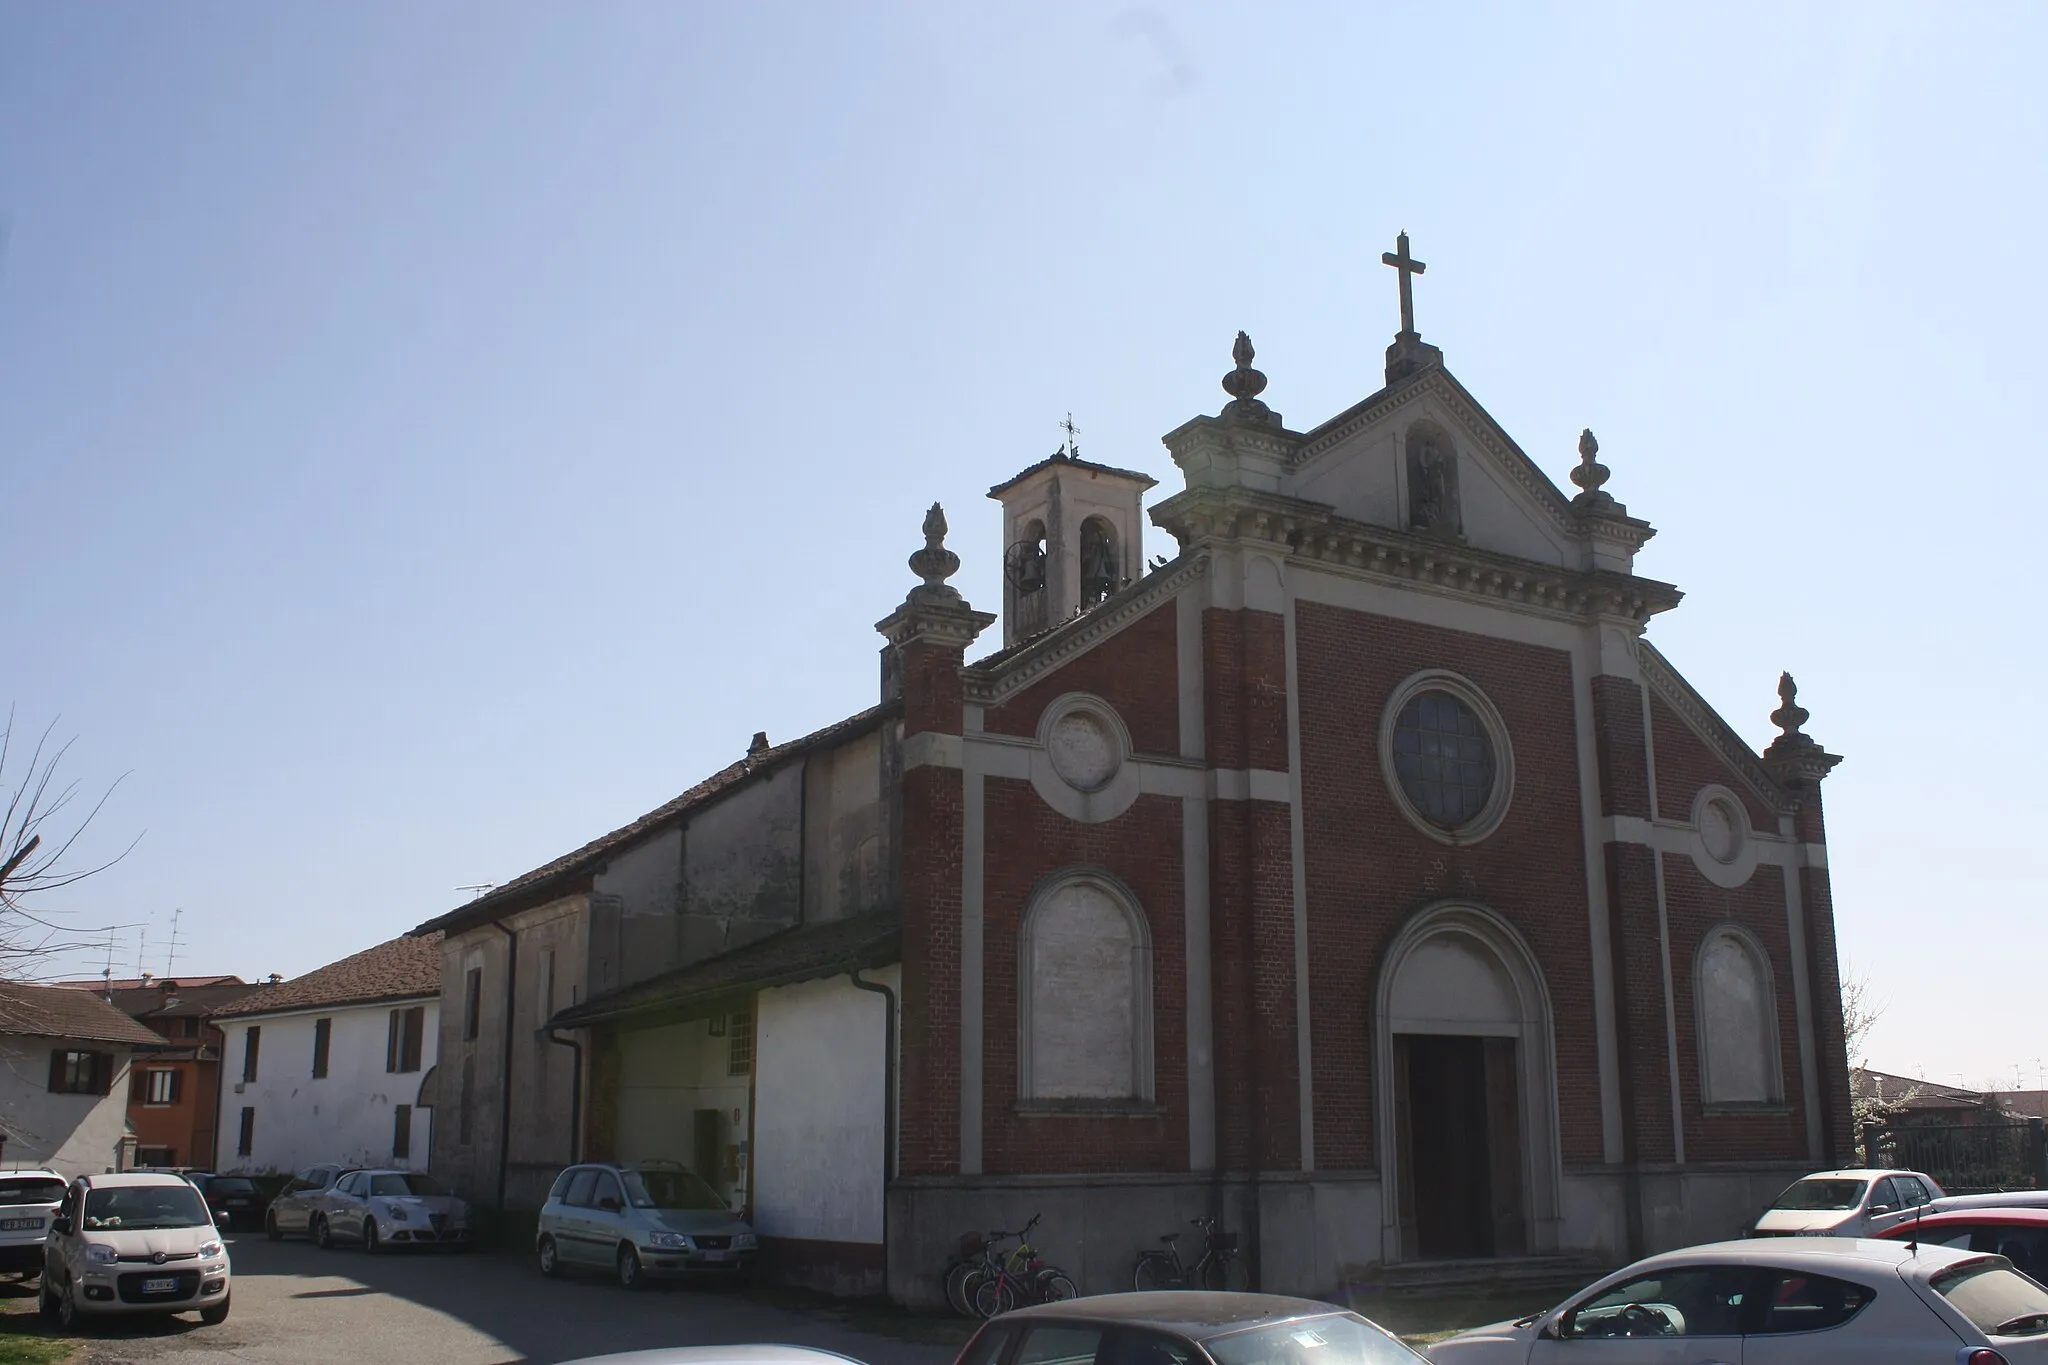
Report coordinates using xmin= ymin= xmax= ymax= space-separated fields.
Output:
xmin=727 ymin=1009 xmax=754 ymax=1077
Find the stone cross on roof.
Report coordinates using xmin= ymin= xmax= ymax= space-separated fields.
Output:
xmin=1381 ymin=230 xmax=1427 ymax=337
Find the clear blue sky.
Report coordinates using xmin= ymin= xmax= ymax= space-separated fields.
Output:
xmin=3 ymin=2 xmax=2040 ymax=1088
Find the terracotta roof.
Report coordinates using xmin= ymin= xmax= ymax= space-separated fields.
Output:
xmin=1853 ymin=1068 xmax=1995 ymax=1113
xmin=986 ymin=449 xmax=1157 ymax=499
xmin=551 ymin=911 xmax=899 ymax=1028
xmin=213 ymin=933 xmax=443 ymax=1019
xmin=412 ymin=703 xmax=897 ymax=939
xmin=102 ymin=983 xmax=266 ymax=1020
xmin=52 ymin=975 xmax=245 ymax=992
xmin=0 ymin=982 xmax=167 ymax=1048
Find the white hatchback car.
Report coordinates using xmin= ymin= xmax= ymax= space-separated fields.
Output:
xmin=1428 ymin=1237 xmax=2048 ymax=1364
xmin=1749 ymin=1167 xmax=1945 ymax=1237
xmin=39 ymin=1171 xmax=231 ymax=1329
xmin=0 ymin=1170 xmax=66 ymax=1279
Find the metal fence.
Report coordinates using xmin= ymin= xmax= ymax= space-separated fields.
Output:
xmin=1863 ymin=1118 xmax=2048 ymax=1193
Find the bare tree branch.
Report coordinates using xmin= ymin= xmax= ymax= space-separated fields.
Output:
xmin=0 ymin=707 xmax=142 ymax=976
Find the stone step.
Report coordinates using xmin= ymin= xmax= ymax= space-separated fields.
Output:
xmin=1339 ymin=1254 xmax=1612 ymax=1299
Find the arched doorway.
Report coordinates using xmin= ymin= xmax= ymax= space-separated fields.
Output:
xmin=1375 ymin=903 xmax=1562 ymax=1262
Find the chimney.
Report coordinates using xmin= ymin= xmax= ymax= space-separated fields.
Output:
xmin=748 ymin=731 xmax=770 ymax=757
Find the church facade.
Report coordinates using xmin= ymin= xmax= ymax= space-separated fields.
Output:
xmin=415 ymin=245 xmax=1851 ymax=1303
xmin=880 ymin=262 xmax=1850 ymax=1297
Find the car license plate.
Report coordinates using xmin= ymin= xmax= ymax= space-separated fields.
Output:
xmin=0 ymin=1218 xmax=38 ymax=1231
xmin=142 ymin=1277 xmax=176 ymax=1294
xmin=703 ymin=1249 xmax=729 ymax=1262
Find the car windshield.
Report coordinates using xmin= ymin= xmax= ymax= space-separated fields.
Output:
xmin=0 ymin=1178 xmax=64 ymax=1207
xmin=208 ymin=1178 xmax=256 ymax=1194
xmin=83 ymin=1184 xmax=211 ymax=1230
xmin=1205 ymin=1313 xmax=1426 ymax=1365
xmin=1934 ymin=1260 xmax=2048 ymax=1338
xmin=369 ymin=1174 xmax=448 ymax=1198
xmin=621 ymin=1168 xmax=726 ymax=1211
xmin=1772 ymin=1178 xmax=1870 ymax=1211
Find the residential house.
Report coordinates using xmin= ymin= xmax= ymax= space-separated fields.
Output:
xmin=1853 ymin=1068 xmax=2003 ymax=1127
xmin=212 ymin=934 xmax=442 ymax=1176
xmin=416 ymin=257 xmax=1855 ymax=1303
xmin=0 ymin=982 xmax=167 ymax=1177
xmin=54 ymin=974 xmax=262 ymax=1169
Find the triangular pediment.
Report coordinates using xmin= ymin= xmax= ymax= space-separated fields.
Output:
xmin=1283 ymin=367 xmax=1588 ymax=569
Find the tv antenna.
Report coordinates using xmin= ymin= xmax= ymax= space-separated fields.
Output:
xmin=164 ymin=908 xmax=183 ymax=979
xmin=456 ymin=883 xmax=495 ymax=901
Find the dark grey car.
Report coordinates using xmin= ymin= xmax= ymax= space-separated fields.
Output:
xmin=264 ymin=1164 xmax=351 ymax=1240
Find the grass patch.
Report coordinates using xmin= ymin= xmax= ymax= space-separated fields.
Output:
xmin=0 ymin=1283 xmax=80 ymax=1365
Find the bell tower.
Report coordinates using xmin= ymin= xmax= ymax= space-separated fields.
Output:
xmin=986 ymin=418 xmax=1157 ymax=648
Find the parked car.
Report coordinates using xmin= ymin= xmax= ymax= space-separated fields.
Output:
xmin=265 ymin=1163 xmax=356 ymax=1240
xmin=1876 ymin=1206 xmax=2048 ymax=1280
xmin=0 ymin=1170 xmax=66 ymax=1279
xmin=306 ymin=1168 xmax=470 ymax=1252
xmin=1426 ymin=1236 xmax=2048 ymax=1363
xmin=959 ymin=1290 xmax=1425 ymax=1365
xmin=1935 ymin=1191 xmax=2048 ymax=1216
xmin=535 ymin=1161 xmax=758 ymax=1288
xmin=1746 ymin=1167 xmax=1945 ymax=1237
xmin=184 ymin=1173 xmax=265 ymax=1232
xmin=38 ymin=1171 xmax=231 ymax=1330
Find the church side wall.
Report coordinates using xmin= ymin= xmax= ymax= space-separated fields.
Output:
xmin=1294 ymin=601 xmax=1603 ymax=1170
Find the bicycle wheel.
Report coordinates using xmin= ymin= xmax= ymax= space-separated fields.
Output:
xmin=945 ymin=1260 xmax=980 ymax=1317
xmin=1133 ymin=1252 xmax=1181 ymax=1293
xmin=1036 ymin=1268 xmax=1079 ymax=1303
xmin=972 ymin=1274 xmax=1018 ymax=1319
xmin=1199 ymin=1252 xmax=1246 ymax=1292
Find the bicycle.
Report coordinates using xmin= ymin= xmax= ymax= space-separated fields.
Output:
xmin=944 ymin=1227 xmax=1014 ymax=1318
xmin=1132 ymin=1215 xmax=1241 ymax=1292
xmin=967 ymin=1214 xmax=1078 ymax=1318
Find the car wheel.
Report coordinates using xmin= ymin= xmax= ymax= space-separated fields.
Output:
xmin=363 ymin=1219 xmax=383 ymax=1255
xmin=537 ymin=1235 xmax=561 ymax=1279
xmin=313 ymin=1215 xmax=333 ymax=1250
xmin=200 ymin=1293 xmax=230 ymax=1326
xmin=37 ymin=1278 xmax=58 ymax=1322
xmin=616 ymin=1244 xmax=645 ymax=1291
xmin=56 ymin=1279 xmax=80 ymax=1332
xmin=265 ymin=1211 xmax=282 ymax=1242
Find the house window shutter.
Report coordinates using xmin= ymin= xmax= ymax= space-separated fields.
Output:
xmin=386 ymin=1010 xmax=399 ymax=1073
xmin=403 ymin=1008 xmax=424 ymax=1072
xmin=312 ymin=1018 xmax=331 ymax=1079
xmin=47 ymin=1050 xmax=63 ymax=1094
xmin=95 ymin=1053 xmax=113 ymax=1096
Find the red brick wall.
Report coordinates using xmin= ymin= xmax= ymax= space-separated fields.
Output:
xmin=983 ymin=605 xmax=1180 ymax=754
xmin=1295 ymin=602 xmax=1602 ymax=1171
xmin=978 ymin=784 xmax=1188 ymax=1173
xmin=1650 ymin=698 xmax=1777 ymax=830
xmin=897 ymin=632 xmax=970 ymax=1178
xmin=1661 ymin=855 xmax=1809 ymax=1161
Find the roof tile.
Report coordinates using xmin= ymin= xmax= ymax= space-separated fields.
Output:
xmin=0 ymin=983 xmax=168 ymax=1048
xmin=214 ymin=934 xmax=443 ymax=1019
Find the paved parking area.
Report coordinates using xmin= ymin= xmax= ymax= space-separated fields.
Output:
xmin=64 ymin=1232 xmax=963 ymax=1365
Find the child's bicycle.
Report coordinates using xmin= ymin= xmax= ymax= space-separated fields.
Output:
xmin=964 ymin=1213 xmax=1077 ymax=1318
xmin=1132 ymin=1214 xmax=1242 ymax=1291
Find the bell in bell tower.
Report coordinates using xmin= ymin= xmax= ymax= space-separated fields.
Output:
xmin=986 ymin=416 xmax=1157 ymax=648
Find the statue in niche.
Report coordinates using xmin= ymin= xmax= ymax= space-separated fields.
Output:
xmin=1407 ymin=427 xmax=1462 ymax=537
xmin=1079 ymin=519 xmax=1120 ymax=605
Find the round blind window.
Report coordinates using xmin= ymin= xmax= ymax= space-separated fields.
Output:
xmin=1391 ymin=689 xmax=1496 ymax=827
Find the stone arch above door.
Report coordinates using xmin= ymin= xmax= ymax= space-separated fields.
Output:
xmin=1374 ymin=901 xmax=1564 ymax=1261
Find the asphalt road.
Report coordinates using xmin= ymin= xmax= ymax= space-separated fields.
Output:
xmin=54 ymin=1231 xmax=964 ymax=1365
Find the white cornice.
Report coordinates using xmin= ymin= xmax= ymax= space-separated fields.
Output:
xmin=1635 ymin=639 xmax=1795 ymax=815
xmin=964 ymin=555 xmax=1210 ymax=706
xmin=1152 ymin=486 xmax=1680 ymax=628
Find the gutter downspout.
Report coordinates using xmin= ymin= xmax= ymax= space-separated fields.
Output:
xmin=546 ymin=1029 xmax=583 ymax=1165
xmin=490 ymin=920 xmax=519 ymax=1210
xmin=849 ymin=963 xmax=896 ymax=1297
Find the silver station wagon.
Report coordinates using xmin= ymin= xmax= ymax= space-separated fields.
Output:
xmin=536 ymin=1162 xmax=758 ymax=1289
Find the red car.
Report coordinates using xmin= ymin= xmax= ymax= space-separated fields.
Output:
xmin=1874 ymin=1205 xmax=2048 ymax=1281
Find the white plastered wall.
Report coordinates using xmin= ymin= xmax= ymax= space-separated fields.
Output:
xmin=0 ymin=1037 xmax=140 ymax=1179
xmin=751 ymin=968 xmax=896 ymax=1246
